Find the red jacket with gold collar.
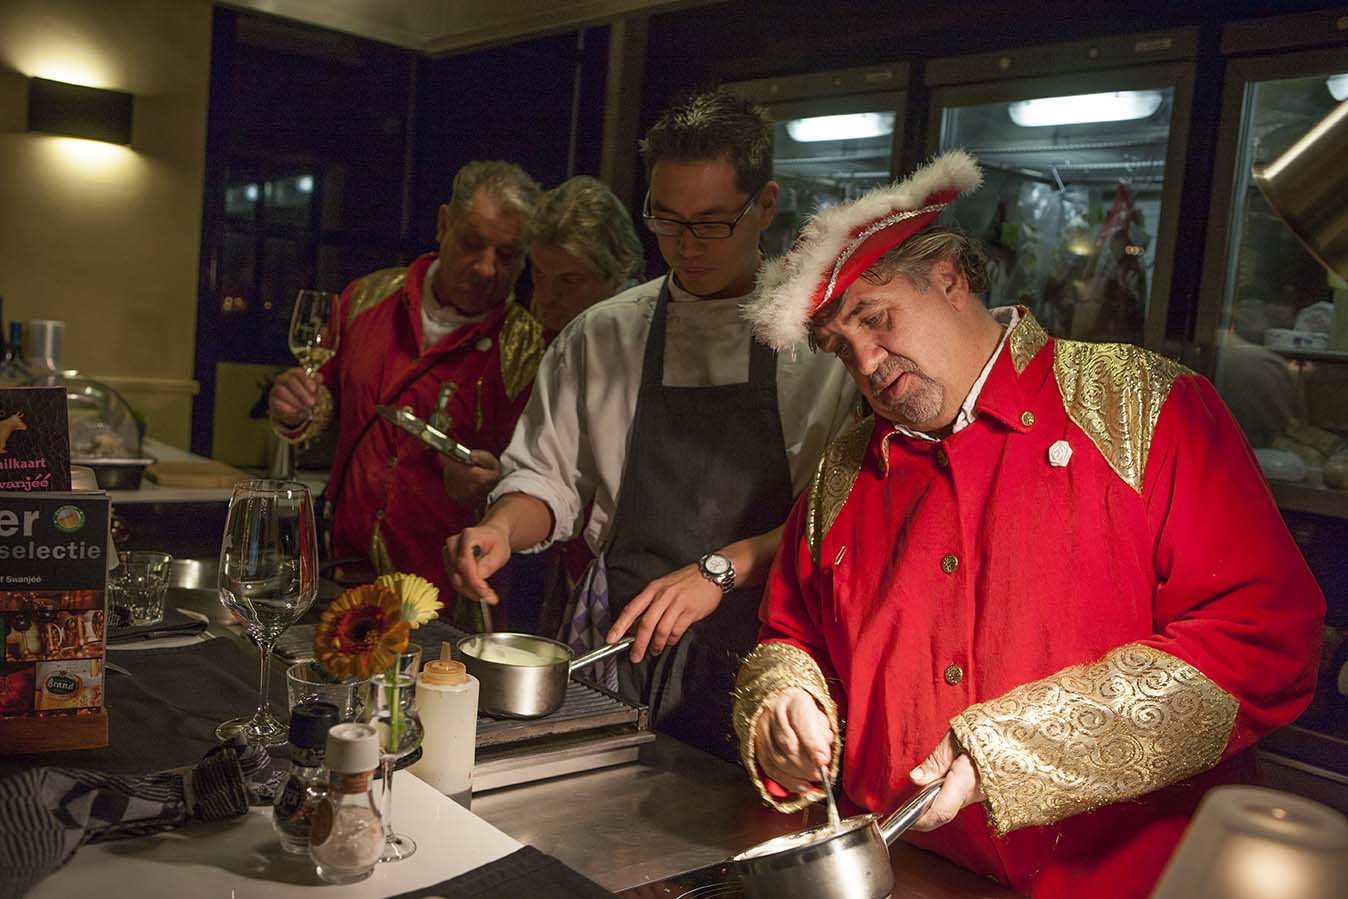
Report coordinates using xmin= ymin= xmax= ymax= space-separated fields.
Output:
xmin=302 ymin=253 xmax=544 ymax=601
xmin=735 ymin=311 xmax=1323 ymax=898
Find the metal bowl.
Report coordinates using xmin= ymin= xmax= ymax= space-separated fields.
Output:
xmin=75 ymin=456 xmax=155 ymax=490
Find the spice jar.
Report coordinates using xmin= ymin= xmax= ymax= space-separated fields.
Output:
xmin=309 ymin=722 xmax=383 ymax=884
xmin=273 ymin=701 xmax=338 ymax=853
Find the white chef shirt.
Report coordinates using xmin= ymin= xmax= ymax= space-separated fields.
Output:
xmin=492 ymin=276 xmax=859 ymax=553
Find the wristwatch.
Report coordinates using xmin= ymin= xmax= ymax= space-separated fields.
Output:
xmin=698 ymin=552 xmax=736 ymax=594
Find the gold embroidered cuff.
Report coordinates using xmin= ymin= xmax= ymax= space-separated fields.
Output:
xmin=951 ymin=643 xmax=1239 ymax=836
xmin=274 ymin=383 xmax=334 ymax=449
xmin=733 ymin=641 xmax=842 ymax=813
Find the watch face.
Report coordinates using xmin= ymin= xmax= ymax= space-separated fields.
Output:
xmin=704 ymin=554 xmax=730 ymax=576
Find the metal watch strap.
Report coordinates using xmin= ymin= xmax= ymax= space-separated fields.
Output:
xmin=698 ymin=553 xmax=735 ymax=594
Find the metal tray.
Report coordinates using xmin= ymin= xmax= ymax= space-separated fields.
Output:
xmin=74 ymin=456 xmax=155 ymax=490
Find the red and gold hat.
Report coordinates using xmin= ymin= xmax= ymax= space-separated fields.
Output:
xmin=746 ymin=150 xmax=982 ymax=349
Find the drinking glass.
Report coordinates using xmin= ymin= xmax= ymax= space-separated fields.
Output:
xmin=288 ymin=289 xmax=341 ymax=377
xmin=216 ymin=480 xmax=319 ymax=747
xmin=108 ymin=551 xmax=173 ymax=627
xmin=374 ymin=647 xmax=424 ymax=862
xmin=275 ymin=289 xmax=340 ymax=480
xmin=286 ymin=660 xmax=373 ymax=722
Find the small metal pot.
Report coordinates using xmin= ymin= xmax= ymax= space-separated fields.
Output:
xmin=730 ymin=780 xmax=944 ymax=899
xmin=456 ymin=633 xmax=635 ymax=718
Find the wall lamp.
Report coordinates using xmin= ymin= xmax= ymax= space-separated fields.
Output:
xmin=27 ymin=77 xmax=133 ymax=145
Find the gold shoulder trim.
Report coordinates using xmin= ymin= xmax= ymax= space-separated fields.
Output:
xmin=1008 ymin=311 xmax=1049 ymax=374
xmin=346 ymin=267 xmax=408 ymax=323
xmin=951 ymin=642 xmax=1238 ymax=836
xmin=498 ymin=303 xmax=546 ymax=401
xmin=733 ymin=642 xmax=842 ymax=813
xmin=806 ymin=415 xmax=874 ymax=563
xmin=1054 ymin=341 xmax=1190 ymax=492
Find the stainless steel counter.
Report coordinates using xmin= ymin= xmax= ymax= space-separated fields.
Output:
xmin=472 ymin=735 xmax=1020 ymax=897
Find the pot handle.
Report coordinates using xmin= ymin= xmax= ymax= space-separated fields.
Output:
xmin=569 ymin=636 xmax=635 ymax=674
xmin=878 ymin=779 xmax=945 ymax=846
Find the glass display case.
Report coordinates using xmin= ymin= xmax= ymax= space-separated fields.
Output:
xmin=1197 ymin=9 xmax=1348 ymax=808
xmin=925 ymin=30 xmax=1197 ymax=350
xmin=1200 ymin=59 xmax=1348 ymax=505
xmin=727 ymin=64 xmax=908 ymax=258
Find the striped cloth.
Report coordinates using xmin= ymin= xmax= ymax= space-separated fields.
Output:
xmin=564 ymin=554 xmax=619 ymax=691
xmin=0 ymin=744 xmax=248 ymax=899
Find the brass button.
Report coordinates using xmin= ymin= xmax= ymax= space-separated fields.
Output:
xmin=944 ymin=664 xmax=964 ymax=685
xmin=940 ymin=553 xmax=959 ymax=574
xmin=1020 ymin=410 xmax=1036 ymax=427
xmin=376 ymin=509 xmax=385 ymax=520
xmin=388 ymin=454 xmax=397 ymax=467
xmin=935 ymin=448 xmax=949 ymax=469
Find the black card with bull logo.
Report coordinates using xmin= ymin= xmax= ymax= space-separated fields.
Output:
xmin=0 ymin=386 xmax=70 ymax=492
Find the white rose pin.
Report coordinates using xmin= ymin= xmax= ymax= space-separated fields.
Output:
xmin=1048 ymin=439 xmax=1073 ymax=468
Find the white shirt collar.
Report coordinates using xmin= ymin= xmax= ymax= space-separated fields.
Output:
xmin=420 ymin=258 xmax=488 ymax=349
xmin=666 ymin=273 xmax=756 ymax=305
xmin=892 ymin=305 xmax=1021 ymax=443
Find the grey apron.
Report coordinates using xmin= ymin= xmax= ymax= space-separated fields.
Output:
xmin=572 ymin=275 xmax=795 ymax=761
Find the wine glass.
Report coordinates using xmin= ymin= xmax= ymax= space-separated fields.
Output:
xmin=274 ymin=289 xmax=340 ymax=479
xmin=216 ymin=479 xmax=319 ymax=748
xmin=374 ymin=647 xmax=424 ymax=862
xmin=288 ymin=289 xmax=340 ymax=377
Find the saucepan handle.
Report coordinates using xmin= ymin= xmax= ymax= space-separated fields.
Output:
xmin=878 ymin=779 xmax=945 ymax=846
xmin=569 ymin=636 xmax=635 ymax=674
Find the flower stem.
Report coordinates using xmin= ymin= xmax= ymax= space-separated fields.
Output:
xmin=386 ymin=663 xmax=403 ymax=754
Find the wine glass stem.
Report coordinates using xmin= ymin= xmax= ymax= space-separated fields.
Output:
xmin=254 ymin=640 xmax=274 ymax=722
xmin=382 ymin=756 xmax=396 ymax=841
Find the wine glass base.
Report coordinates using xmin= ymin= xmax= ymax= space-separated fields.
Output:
xmin=380 ymin=834 xmax=417 ymax=862
xmin=215 ymin=710 xmax=289 ymax=748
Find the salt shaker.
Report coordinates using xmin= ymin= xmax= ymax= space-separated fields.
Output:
xmin=407 ymin=657 xmax=478 ymax=808
xmin=309 ymin=722 xmax=383 ymax=884
xmin=273 ymin=701 xmax=338 ymax=853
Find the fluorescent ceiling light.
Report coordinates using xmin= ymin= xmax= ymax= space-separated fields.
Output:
xmin=1328 ymin=74 xmax=1348 ymax=102
xmin=1008 ymin=91 xmax=1164 ymax=127
xmin=786 ymin=112 xmax=895 ymax=142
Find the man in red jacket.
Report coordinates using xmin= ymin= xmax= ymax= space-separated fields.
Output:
xmin=735 ymin=150 xmax=1324 ymax=898
xmin=268 ymin=161 xmax=545 ymax=603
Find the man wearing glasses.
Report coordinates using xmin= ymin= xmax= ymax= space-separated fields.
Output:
xmin=445 ymin=88 xmax=857 ymax=759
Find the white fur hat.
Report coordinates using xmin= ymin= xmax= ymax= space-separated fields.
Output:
xmin=745 ymin=150 xmax=982 ymax=349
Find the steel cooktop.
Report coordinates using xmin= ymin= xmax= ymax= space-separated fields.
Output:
xmin=615 ymin=859 xmax=742 ymax=898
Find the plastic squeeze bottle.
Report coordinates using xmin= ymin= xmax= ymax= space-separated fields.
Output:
xmin=408 ymin=655 xmax=479 ymax=808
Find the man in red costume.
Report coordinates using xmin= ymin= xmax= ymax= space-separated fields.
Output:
xmin=734 ymin=150 xmax=1324 ymax=898
xmin=269 ymin=161 xmax=545 ymax=602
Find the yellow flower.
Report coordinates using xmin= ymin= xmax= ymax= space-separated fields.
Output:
xmin=314 ymin=584 xmax=410 ymax=680
xmin=375 ymin=572 xmax=442 ymax=628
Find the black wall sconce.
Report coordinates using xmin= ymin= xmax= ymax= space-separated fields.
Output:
xmin=27 ymin=77 xmax=133 ymax=145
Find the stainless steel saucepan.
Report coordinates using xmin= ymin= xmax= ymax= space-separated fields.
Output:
xmin=456 ymin=633 xmax=635 ymax=718
xmin=730 ymin=779 xmax=945 ymax=899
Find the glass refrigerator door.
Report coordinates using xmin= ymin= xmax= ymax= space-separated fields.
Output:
xmin=764 ymin=94 xmax=902 ymax=258
xmin=936 ymin=84 xmax=1179 ymax=346
xmin=1212 ymin=72 xmax=1348 ymax=463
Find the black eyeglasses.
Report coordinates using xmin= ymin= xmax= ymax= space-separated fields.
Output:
xmin=643 ymin=184 xmax=764 ymax=240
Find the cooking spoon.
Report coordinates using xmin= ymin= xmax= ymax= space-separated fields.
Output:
xmin=819 ymin=765 xmax=842 ymax=833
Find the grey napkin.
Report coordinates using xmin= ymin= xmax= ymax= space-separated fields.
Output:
xmin=0 ymin=743 xmax=248 ymax=899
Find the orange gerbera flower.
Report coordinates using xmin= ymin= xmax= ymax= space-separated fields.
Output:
xmin=314 ymin=584 xmax=410 ymax=679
